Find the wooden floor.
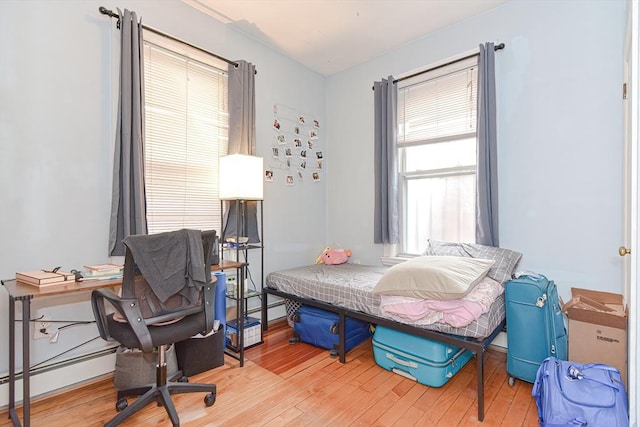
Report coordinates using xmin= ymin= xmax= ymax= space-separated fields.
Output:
xmin=0 ymin=320 xmax=539 ymax=426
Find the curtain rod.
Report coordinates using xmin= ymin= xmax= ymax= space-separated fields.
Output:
xmin=372 ymin=43 xmax=505 ymax=90
xmin=99 ymin=6 xmax=247 ymax=71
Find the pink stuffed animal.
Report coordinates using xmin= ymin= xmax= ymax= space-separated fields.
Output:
xmin=316 ymin=247 xmax=352 ymax=265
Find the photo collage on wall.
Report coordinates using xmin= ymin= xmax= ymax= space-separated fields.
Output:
xmin=267 ymin=104 xmax=323 ymax=186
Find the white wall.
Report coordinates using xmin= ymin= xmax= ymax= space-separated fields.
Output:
xmin=0 ymin=0 xmax=326 ymax=403
xmin=325 ymin=0 xmax=627 ymax=302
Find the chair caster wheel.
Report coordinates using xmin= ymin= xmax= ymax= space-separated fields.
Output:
xmin=289 ymin=336 xmax=299 ymax=345
xmin=508 ymin=376 xmax=515 ymax=387
xmin=204 ymin=392 xmax=216 ymax=407
xmin=116 ymin=398 xmax=128 ymax=412
xmin=179 ymin=376 xmax=189 ymax=383
xmin=329 ymin=349 xmax=338 ymax=358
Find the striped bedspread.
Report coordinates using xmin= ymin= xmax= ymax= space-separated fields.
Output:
xmin=266 ymin=263 xmax=505 ymax=339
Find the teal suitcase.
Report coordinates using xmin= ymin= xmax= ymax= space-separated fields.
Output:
xmin=505 ymin=273 xmax=568 ymax=384
xmin=372 ymin=326 xmax=473 ymax=387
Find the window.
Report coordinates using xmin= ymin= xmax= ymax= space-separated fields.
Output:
xmin=142 ymin=31 xmax=228 ymax=234
xmin=397 ymin=56 xmax=478 ymax=255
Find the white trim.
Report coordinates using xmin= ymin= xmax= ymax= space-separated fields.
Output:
xmin=625 ymin=0 xmax=639 ymax=424
xmin=181 ymin=0 xmax=233 ymax=24
xmin=489 ymin=331 xmax=507 ymax=352
xmin=380 ymin=254 xmax=412 ymax=266
xmin=381 ymin=242 xmax=400 ymax=261
xmin=395 ymin=47 xmax=480 ymax=84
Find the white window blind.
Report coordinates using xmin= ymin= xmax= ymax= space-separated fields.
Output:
xmin=143 ymin=31 xmax=228 ymax=234
xmin=398 ymin=57 xmax=478 ymax=146
xmin=397 ymin=56 xmax=478 ymax=254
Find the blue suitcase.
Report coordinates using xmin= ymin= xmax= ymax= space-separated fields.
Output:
xmin=505 ymin=273 xmax=568 ymax=384
xmin=292 ymin=305 xmax=372 ymax=355
xmin=372 ymin=326 xmax=473 ymax=387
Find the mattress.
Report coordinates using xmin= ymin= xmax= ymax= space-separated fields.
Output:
xmin=266 ymin=263 xmax=505 ymax=339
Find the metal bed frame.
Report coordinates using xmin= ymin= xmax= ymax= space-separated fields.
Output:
xmin=262 ymin=287 xmax=505 ymax=422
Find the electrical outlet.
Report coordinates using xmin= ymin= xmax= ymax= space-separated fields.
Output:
xmin=33 ymin=318 xmax=51 ymax=340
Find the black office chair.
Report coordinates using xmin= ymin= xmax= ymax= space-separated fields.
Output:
xmin=92 ymin=229 xmax=218 ymax=427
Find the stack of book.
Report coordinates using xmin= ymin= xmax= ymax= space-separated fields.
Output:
xmin=16 ymin=270 xmax=77 ymax=287
xmin=83 ymin=263 xmax=124 ymax=279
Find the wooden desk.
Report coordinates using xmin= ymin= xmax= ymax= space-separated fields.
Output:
xmin=1 ymin=277 xmax=122 ymax=427
xmin=1 ymin=259 xmax=246 ymax=427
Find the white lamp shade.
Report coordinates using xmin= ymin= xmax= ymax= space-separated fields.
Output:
xmin=219 ymin=154 xmax=264 ymax=200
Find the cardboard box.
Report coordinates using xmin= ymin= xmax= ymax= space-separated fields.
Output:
xmin=563 ymin=288 xmax=627 ymax=384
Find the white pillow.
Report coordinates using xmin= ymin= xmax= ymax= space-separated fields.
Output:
xmin=424 ymin=240 xmax=522 ymax=284
xmin=373 ymin=256 xmax=495 ymax=300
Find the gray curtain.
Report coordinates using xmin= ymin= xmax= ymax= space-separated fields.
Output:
xmin=476 ymin=42 xmax=499 ymax=247
xmin=224 ymin=60 xmax=260 ymax=242
xmin=373 ymin=77 xmax=399 ymax=244
xmin=227 ymin=60 xmax=256 ymax=155
xmin=108 ymin=9 xmax=147 ymax=256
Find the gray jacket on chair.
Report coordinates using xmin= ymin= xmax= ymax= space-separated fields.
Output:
xmin=123 ymin=229 xmax=207 ymax=304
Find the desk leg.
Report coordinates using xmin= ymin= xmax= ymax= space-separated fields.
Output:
xmin=22 ymin=297 xmax=31 ymax=427
xmin=8 ymin=296 xmax=30 ymax=427
xmin=8 ymin=296 xmax=16 ymax=423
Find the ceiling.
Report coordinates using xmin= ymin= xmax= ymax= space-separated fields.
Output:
xmin=184 ymin=0 xmax=508 ymax=76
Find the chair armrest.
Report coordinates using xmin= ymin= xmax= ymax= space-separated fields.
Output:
xmin=91 ymin=288 xmax=125 ymax=341
xmin=91 ymin=288 xmax=154 ymax=352
xmin=203 ymin=282 xmax=215 ymax=334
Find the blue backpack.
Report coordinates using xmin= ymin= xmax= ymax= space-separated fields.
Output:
xmin=532 ymin=357 xmax=629 ymax=427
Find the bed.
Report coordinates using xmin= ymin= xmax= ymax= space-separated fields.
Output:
xmin=260 ymin=241 xmax=522 ymax=422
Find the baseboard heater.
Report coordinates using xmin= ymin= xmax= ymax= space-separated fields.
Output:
xmin=0 ymin=345 xmax=118 ymax=386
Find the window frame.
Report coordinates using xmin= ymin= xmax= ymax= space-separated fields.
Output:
xmin=394 ymin=54 xmax=480 ymax=257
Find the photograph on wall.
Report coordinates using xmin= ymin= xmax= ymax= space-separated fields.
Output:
xmin=273 ymin=103 xmax=323 ymax=187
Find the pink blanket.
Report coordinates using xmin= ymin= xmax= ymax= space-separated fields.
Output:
xmin=379 ymin=276 xmax=503 ymax=328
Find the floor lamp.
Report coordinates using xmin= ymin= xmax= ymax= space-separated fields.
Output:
xmin=219 ymin=154 xmax=264 ymax=244
xmin=219 ymin=154 xmax=264 ymax=358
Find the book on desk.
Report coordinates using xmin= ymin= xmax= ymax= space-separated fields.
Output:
xmin=15 ymin=270 xmax=77 ymax=287
xmin=83 ymin=263 xmax=123 ymax=278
